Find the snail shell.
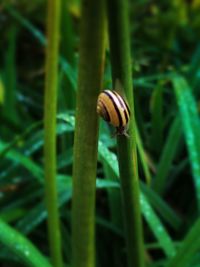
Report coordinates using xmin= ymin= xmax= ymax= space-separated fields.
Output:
xmin=97 ymin=90 xmax=130 ymax=136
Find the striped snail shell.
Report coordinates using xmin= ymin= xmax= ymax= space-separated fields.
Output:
xmin=97 ymin=90 xmax=130 ymax=136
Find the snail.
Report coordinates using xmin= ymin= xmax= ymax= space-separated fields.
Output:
xmin=97 ymin=89 xmax=130 ymax=136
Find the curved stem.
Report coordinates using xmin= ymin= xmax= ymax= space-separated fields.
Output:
xmin=44 ymin=0 xmax=63 ymax=266
xmin=106 ymin=0 xmax=145 ymax=266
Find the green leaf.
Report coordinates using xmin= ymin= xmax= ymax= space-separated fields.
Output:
xmin=166 ymin=219 xmax=200 ymax=267
xmin=3 ymin=25 xmax=18 ymax=123
xmin=140 ymin=194 xmax=176 ymax=258
xmin=153 ymin=116 xmax=182 ymax=194
xmin=172 ymin=75 xmax=200 ymax=211
xmin=16 ymin=175 xmax=116 ymax=235
xmin=98 ymin=141 xmax=176 ymax=257
xmin=0 ymin=218 xmax=52 ymax=267
xmin=6 ymin=5 xmax=77 ymax=90
xmin=150 ymin=84 xmax=163 ymax=154
xmin=136 ymin=126 xmax=152 ymax=185
xmin=57 ymin=113 xmax=177 ymax=256
xmin=141 ymin=182 xmax=182 ymax=230
xmin=0 ymin=141 xmax=43 ymax=183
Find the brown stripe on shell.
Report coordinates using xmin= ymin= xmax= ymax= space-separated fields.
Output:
xmin=112 ymin=91 xmax=130 ymax=124
xmin=103 ymin=90 xmax=123 ymax=128
xmin=97 ymin=99 xmax=111 ymax=122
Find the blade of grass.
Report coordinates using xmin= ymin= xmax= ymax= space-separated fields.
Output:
xmin=150 ymin=84 xmax=163 ymax=155
xmin=98 ymin=141 xmax=176 ymax=257
xmin=71 ymin=0 xmax=106 ymax=267
xmin=140 ymin=182 xmax=182 ymax=230
xmin=3 ymin=25 xmax=18 ymax=124
xmin=16 ymin=189 xmax=72 ymax=235
xmin=44 ymin=0 xmax=63 ymax=266
xmin=166 ymin=219 xmax=200 ymax=267
xmin=5 ymin=5 xmax=46 ymax=45
xmin=57 ymin=113 xmax=178 ymax=256
xmin=1 ymin=188 xmax=43 ymax=216
xmin=15 ymin=177 xmax=117 ymax=236
xmin=187 ymin=44 xmax=200 ymax=94
xmin=136 ymin=125 xmax=152 ymax=185
xmin=0 ymin=218 xmax=52 ymax=267
xmin=0 ymin=119 xmax=73 ymax=185
xmin=172 ymin=75 xmax=200 ymax=211
xmin=0 ymin=141 xmax=43 ymax=183
xmin=140 ymin=194 xmax=176 ymax=258
xmin=58 ymin=113 xmax=181 ymax=228
xmin=0 ymin=121 xmax=42 ymax=159
xmin=153 ymin=116 xmax=182 ymax=194
xmin=106 ymin=0 xmax=145 ymax=266
xmin=6 ymin=5 xmax=77 ymax=90
xmin=135 ymin=121 xmax=181 ymax=229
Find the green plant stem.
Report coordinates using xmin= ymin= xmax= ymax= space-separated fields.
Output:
xmin=72 ymin=0 xmax=105 ymax=267
xmin=44 ymin=0 xmax=63 ymax=267
xmin=106 ymin=0 xmax=145 ymax=267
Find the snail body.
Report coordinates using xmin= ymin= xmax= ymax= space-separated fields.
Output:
xmin=97 ymin=90 xmax=130 ymax=136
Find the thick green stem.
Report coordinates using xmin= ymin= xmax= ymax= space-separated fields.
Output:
xmin=44 ymin=1 xmax=63 ymax=267
xmin=72 ymin=0 xmax=105 ymax=267
xmin=107 ymin=0 xmax=145 ymax=267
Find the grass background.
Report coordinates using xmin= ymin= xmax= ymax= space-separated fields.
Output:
xmin=0 ymin=0 xmax=200 ymax=267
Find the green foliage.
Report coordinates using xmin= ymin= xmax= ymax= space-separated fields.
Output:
xmin=166 ymin=219 xmax=200 ymax=267
xmin=1 ymin=1 xmax=200 ymax=267
xmin=0 ymin=218 xmax=52 ymax=267
xmin=107 ymin=0 xmax=144 ymax=266
xmin=172 ymin=76 xmax=200 ymax=212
